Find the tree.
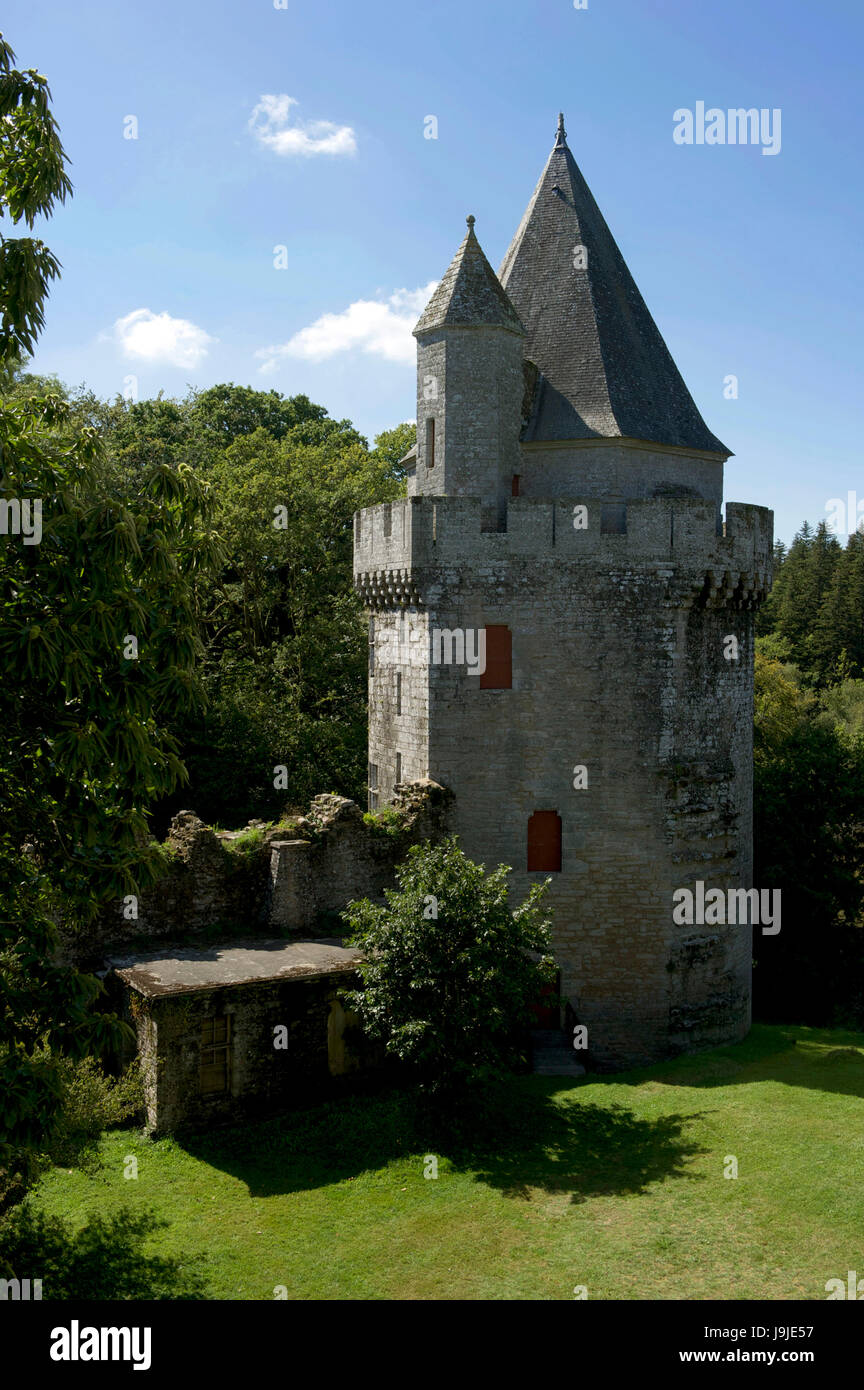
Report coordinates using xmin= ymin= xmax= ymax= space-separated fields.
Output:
xmin=753 ymin=649 xmax=814 ymax=753
xmin=0 ymin=36 xmax=71 ymax=360
xmin=150 ymin=424 xmax=403 ymax=827
xmin=753 ymin=652 xmax=864 ymax=1027
xmin=188 ymin=382 xmax=366 ymax=457
xmin=344 ymin=838 xmax=557 ymax=1094
xmin=811 ymin=531 xmax=864 ymax=682
xmin=817 ymin=678 xmax=864 ymax=741
xmin=766 ymin=521 xmax=841 ymax=682
xmin=755 ymin=537 xmax=786 ymax=636
xmin=371 ymin=421 xmax=416 ymax=482
xmin=0 ymin=33 xmax=218 ymax=1197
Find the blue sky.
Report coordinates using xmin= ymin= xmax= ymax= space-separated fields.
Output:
xmin=7 ymin=0 xmax=862 ymax=544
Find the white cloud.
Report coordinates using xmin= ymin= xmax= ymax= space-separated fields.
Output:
xmin=112 ymin=309 xmax=216 ymax=369
xmin=249 ymin=94 xmax=357 ymax=158
xmin=255 ymin=283 xmax=438 ymax=370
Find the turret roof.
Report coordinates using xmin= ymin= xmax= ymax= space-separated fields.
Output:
xmin=414 ymin=215 xmax=525 ymax=336
xmin=498 ymin=115 xmax=728 ymax=454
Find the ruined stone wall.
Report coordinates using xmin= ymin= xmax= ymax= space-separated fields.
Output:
xmin=70 ymin=781 xmax=452 ymax=962
xmin=268 ymin=781 xmax=451 ymax=933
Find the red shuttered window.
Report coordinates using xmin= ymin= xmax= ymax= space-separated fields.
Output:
xmin=480 ymin=624 xmax=512 ymax=690
xmin=527 ymin=811 xmax=562 ymax=873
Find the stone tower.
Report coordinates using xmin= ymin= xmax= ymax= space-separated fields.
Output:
xmin=353 ymin=116 xmax=773 ymax=1070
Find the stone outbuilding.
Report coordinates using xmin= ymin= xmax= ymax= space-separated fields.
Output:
xmin=108 ymin=939 xmax=376 ymax=1134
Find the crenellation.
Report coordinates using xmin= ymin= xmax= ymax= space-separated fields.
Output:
xmin=354 ymin=495 xmax=773 ymax=605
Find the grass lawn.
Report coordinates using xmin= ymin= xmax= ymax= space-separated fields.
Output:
xmin=29 ymin=1023 xmax=864 ymax=1300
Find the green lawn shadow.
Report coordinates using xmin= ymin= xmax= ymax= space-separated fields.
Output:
xmin=179 ymin=1075 xmax=706 ymax=1206
xmin=178 ymin=1023 xmax=864 ymax=1205
xmin=592 ymin=1022 xmax=864 ymax=1101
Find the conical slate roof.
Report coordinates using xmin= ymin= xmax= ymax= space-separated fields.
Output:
xmin=498 ymin=116 xmax=728 ymax=454
xmin=415 ymin=216 xmax=525 ymax=336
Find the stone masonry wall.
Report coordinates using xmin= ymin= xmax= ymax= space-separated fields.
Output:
xmin=516 ymin=440 xmax=724 ymax=507
xmin=70 ymin=781 xmax=452 ymax=962
xmin=415 ymin=327 xmax=526 ymax=529
xmin=354 ymin=494 xmax=772 ymax=589
xmin=356 ymin=493 xmax=772 ymax=1071
xmin=119 ymin=970 xmax=374 ymax=1134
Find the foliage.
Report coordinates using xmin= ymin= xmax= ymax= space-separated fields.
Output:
xmin=816 ymin=678 xmax=864 ymax=741
xmin=759 ymin=520 xmax=864 ymax=686
xmin=41 ymin=1054 xmax=143 ymax=1170
xmin=0 ymin=1202 xmax=209 ymax=1298
xmin=188 ymin=381 xmax=366 ymax=456
xmin=0 ymin=35 xmax=72 ymax=359
xmin=344 ymin=838 xmax=557 ymax=1094
xmin=370 ymin=421 xmax=416 ymax=482
xmin=753 ymin=652 xmax=864 ymax=1027
xmin=0 ymin=32 xmax=217 ymax=1195
xmin=362 ymin=806 xmax=406 ymax=839
xmin=753 ymin=649 xmax=814 ymax=754
xmin=149 ymin=421 xmax=403 ymax=828
xmin=754 ymin=522 xmax=864 ymax=1026
xmin=1 ymin=367 xmax=408 ymax=837
xmin=223 ymin=825 xmax=270 ymax=855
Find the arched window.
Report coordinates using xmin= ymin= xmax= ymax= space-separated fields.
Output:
xmin=527 ymin=810 xmax=562 ymax=872
xmin=480 ymin=624 xmax=512 ymax=689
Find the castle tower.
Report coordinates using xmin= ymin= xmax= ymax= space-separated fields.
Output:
xmin=353 ymin=117 xmax=773 ymax=1070
xmin=413 ymin=214 xmax=526 ymax=530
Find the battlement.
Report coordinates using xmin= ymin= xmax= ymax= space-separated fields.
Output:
xmin=353 ymin=495 xmax=773 ymax=595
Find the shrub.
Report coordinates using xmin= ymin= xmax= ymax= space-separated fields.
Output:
xmin=362 ymin=807 xmax=406 ymax=839
xmin=44 ymin=1054 xmax=143 ymax=1170
xmin=344 ymin=837 xmax=556 ymax=1095
xmin=0 ymin=1203 xmax=209 ymax=1299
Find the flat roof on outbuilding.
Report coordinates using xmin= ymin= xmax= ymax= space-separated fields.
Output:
xmin=107 ymin=938 xmax=363 ymax=999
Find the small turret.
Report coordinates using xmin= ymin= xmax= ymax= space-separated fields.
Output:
xmin=413 ymin=216 xmax=525 ymax=529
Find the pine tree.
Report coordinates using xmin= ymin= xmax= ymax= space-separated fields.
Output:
xmin=772 ymin=521 xmax=841 ymax=682
xmin=813 ymin=530 xmax=864 ymax=680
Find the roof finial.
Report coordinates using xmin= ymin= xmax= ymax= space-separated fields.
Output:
xmin=556 ymin=112 xmax=567 ymax=147
xmin=466 ymin=213 xmax=476 ymax=232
